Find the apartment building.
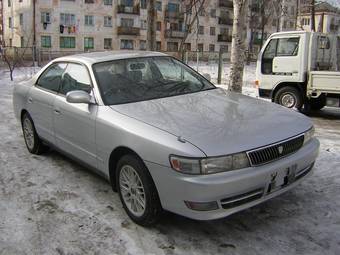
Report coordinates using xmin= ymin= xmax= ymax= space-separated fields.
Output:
xmin=298 ymin=1 xmax=340 ymax=34
xmin=1 ymin=0 xmax=234 ymax=53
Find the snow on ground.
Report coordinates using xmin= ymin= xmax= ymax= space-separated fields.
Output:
xmin=0 ymin=65 xmax=339 ymax=255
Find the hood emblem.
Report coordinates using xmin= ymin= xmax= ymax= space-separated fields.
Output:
xmin=278 ymin=146 xmax=284 ymax=154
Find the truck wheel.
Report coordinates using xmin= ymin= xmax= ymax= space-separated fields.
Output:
xmin=310 ymin=95 xmax=326 ymax=111
xmin=274 ymin=87 xmax=303 ymax=110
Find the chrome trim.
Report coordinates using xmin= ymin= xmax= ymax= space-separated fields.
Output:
xmin=220 ymin=189 xmax=264 ymax=205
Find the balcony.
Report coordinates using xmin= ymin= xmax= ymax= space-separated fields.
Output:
xmin=165 ymin=29 xmax=185 ymax=39
xmin=219 ymin=0 xmax=233 ymax=8
xmin=218 ymin=34 xmax=232 ymax=42
xmin=117 ymin=4 xmax=140 ymax=15
xmin=219 ymin=17 xmax=233 ymax=26
xmin=165 ymin=10 xmax=184 ymax=20
xmin=117 ymin=26 xmax=140 ymax=36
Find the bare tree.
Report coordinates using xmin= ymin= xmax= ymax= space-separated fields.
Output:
xmin=1 ymin=46 xmax=30 ymax=81
xmin=229 ymin=0 xmax=249 ymax=93
xmin=178 ymin=0 xmax=207 ymax=59
xmin=147 ymin=0 xmax=156 ymax=51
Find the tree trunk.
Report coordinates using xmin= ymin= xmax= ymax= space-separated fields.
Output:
xmin=310 ymin=0 xmax=315 ymax=31
xmin=229 ymin=0 xmax=248 ymax=93
xmin=147 ymin=0 xmax=156 ymax=51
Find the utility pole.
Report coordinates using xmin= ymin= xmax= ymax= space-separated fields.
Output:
xmin=147 ymin=0 xmax=156 ymax=51
xmin=33 ymin=0 xmax=37 ymax=61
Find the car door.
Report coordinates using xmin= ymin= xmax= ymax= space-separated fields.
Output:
xmin=53 ymin=62 xmax=98 ymax=168
xmin=27 ymin=63 xmax=67 ymax=143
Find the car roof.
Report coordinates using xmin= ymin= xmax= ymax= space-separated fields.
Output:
xmin=53 ymin=51 xmax=169 ymax=65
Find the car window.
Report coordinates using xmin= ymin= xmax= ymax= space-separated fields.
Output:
xmin=36 ymin=63 xmax=67 ymax=92
xmin=59 ymin=63 xmax=92 ymax=95
xmin=263 ymin=39 xmax=278 ymax=59
xmin=92 ymin=56 xmax=215 ymax=105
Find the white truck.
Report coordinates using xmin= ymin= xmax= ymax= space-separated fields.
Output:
xmin=256 ymin=31 xmax=340 ymax=111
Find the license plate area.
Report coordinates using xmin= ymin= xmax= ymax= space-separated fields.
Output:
xmin=267 ymin=164 xmax=297 ymax=193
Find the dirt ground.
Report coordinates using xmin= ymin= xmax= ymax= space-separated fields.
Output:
xmin=0 ymin=70 xmax=339 ymax=255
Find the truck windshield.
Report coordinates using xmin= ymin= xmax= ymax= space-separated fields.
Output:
xmin=93 ymin=56 xmax=215 ymax=105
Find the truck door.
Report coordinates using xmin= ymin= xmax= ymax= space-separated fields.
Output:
xmin=258 ymin=35 xmax=304 ymax=91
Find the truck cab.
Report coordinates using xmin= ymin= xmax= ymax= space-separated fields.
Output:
xmin=256 ymin=31 xmax=340 ymax=111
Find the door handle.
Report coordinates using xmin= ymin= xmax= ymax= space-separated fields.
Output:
xmin=28 ymin=97 xmax=33 ymax=103
xmin=292 ymin=70 xmax=298 ymax=73
xmin=54 ymin=109 xmax=61 ymax=115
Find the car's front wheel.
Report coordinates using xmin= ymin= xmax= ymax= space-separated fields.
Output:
xmin=21 ymin=112 xmax=48 ymax=154
xmin=116 ymin=154 xmax=162 ymax=226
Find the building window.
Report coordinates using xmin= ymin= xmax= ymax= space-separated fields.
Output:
xmin=156 ymin=21 xmax=161 ymax=31
xmin=41 ymin=12 xmax=51 ymax=23
xmin=156 ymin=1 xmax=162 ymax=11
xmin=210 ymin=9 xmax=216 ymax=18
xmin=167 ymin=42 xmax=178 ymax=52
xmin=85 ymin=0 xmax=94 ymax=3
xmin=220 ymin=45 xmax=228 ymax=53
xmin=210 ymin=27 xmax=215 ymax=36
xmin=156 ymin=41 xmax=161 ymax=51
xmin=85 ymin=15 xmax=94 ymax=26
xmin=141 ymin=0 xmax=146 ymax=9
xmin=184 ymin=43 xmax=191 ymax=51
xmin=8 ymin=0 xmax=11 ymax=7
xmin=84 ymin=37 xmax=94 ymax=50
xmin=19 ymin=14 xmax=23 ymax=26
xmin=9 ymin=39 xmax=12 ymax=47
xmin=121 ymin=0 xmax=133 ymax=6
xmin=104 ymin=16 xmax=112 ymax=27
xmin=198 ymin=26 xmax=204 ymax=35
xmin=121 ymin=18 xmax=134 ymax=27
xmin=104 ymin=38 xmax=112 ymax=49
xmin=8 ymin=17 xmax=12 ymax=28
xmin=199 ymin=7 xmax=204 ymax=16
xmin=60 ymin=37 xmax=76 ymax=48
xmin=168 ymin=3 xmax=179 ymax=12
xmin=140 ymin=40 xmax=146 ymax=50
xmin=41 ymin=36 xmax=51 ymax=48
xmin=197 ymin=43 xmax=204 ymax=52
xmin=121 ymin=39 xmax=134 ymax=49
xmin=209 ymin=44 xmax=215 ymax=52
xmin=104 ymin=0 xmax=112 ymax=5
xmin=20 ymin=37 xmax=24 ymax=47
xmin=60 ymin=13 xmax=76 ymax=26
xmin=141 ymin=20 xmax=147 ymax=30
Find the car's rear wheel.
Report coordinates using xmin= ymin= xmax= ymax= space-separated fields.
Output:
xmin=274 ymin=87 xmax=303 ymax=110
xmin=116 ymin=154 xmax=162 ymax=226
xmin=21 ymin=112 xmax=48 ymax=154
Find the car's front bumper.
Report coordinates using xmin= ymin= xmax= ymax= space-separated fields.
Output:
xmin=145 ymin=138 xmax=319 ymax=220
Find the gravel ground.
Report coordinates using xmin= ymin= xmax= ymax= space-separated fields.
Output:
xmin=0 ymin=68 xmax=339 ymax=255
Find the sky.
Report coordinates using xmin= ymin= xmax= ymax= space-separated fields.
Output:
xmin=324 ymin=0 xmax=340 ymax=7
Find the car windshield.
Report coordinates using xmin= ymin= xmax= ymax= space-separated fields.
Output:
xmin=92 ymin=56 xmax=215 ymax=105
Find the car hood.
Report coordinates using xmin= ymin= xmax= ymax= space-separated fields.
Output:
xmin=110 ymin=88 xmax=312 ymax=156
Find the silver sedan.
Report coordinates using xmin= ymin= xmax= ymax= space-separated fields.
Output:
xmin=13 ymin=51 xmax=319 ymax=226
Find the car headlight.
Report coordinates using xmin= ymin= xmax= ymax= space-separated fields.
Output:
xmin=304 ymin=126 xmax=315 ymax=145
xmin=170 ymin=152 xmax=250 ymax=175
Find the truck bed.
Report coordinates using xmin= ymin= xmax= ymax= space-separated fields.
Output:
xmin=309 ymin=71 xmax=340 ymax=94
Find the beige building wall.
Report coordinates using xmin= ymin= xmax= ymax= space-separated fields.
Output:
xmin=0 ymin=0 xmax=234 ymax=55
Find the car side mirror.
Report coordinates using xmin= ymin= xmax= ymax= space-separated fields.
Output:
xmin=66 ymin=90 xmax=92 ymax=104
xmin=202 ymin=73 xmax=211 ymax=82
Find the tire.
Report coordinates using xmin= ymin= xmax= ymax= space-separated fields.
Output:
xmin=116 ymin=154 xmax=162 ymax=226
xmin=310 ymin=95 xmax=326 ymax=111
xmin=21 ymin=112 xmax=49 ymax=154
xmin=274 ymin=87 xmax=303 ymax=110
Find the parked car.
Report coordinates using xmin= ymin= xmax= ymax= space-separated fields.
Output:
xmin=13 ymin=51 xmax=319 ymax=226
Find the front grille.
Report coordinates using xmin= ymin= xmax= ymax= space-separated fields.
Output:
xmin=247 ymin=135 xmax=304 ymax=166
